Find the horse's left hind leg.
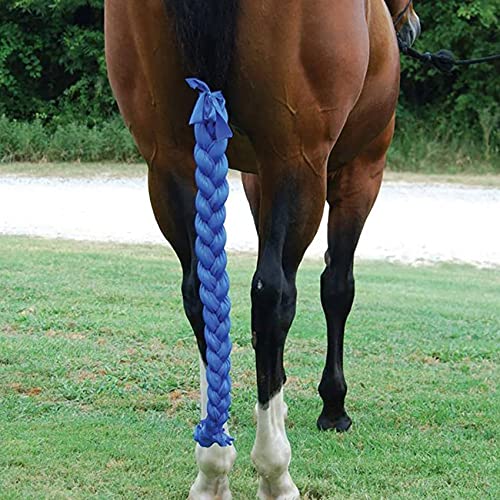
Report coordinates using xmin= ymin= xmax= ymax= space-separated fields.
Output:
xmin=318 ymin=121 xmax=394 ymax=432
xmin=148 ymin=166 xmax=236 ymax=499
xmin=190 ymin=358 xmax=237 ymax=500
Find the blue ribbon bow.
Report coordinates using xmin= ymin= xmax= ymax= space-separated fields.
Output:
xmin=186 ymin=78 xmax=233 ymax=141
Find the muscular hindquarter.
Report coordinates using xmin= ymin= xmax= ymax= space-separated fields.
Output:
xmin=105 ymin=0 xmax=399 ymax=177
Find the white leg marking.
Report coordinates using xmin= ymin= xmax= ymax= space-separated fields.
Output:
xmin=189 ymin=359 xmax=237 ymax=500
xmin=251 ymin=390 xmax=299 ymax=500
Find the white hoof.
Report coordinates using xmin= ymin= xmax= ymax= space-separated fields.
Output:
xmin=189 ymin=444 xmax=237 ymax=500
xmin=192 ymin=361 xmax=236 ymax=499
xmin=252 ymin=390 xmax=298 ymax=500
xmin=189 ymin=474 xmax=232 ymax=500
xmin=257 ymin=471 xmax=300 ymax=500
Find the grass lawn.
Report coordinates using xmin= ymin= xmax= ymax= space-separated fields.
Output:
xmin=0 ymin=236 xmax=498 ymax=499
xmin=1 ymin=162 xmax=500 ymax=188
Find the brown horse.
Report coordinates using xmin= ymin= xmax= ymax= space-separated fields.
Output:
xmin=105 ymin=0 xmax=420 ymax=497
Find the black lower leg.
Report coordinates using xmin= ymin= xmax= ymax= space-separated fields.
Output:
xmin=181 ymin=258 xmax=206 ymax=361
xmin=148 ymin=169 xmax=207 ymax=361
xmin=251 ymin=257 xmax=297 ymax=407
xmin=250 ymin=171 xmax=325 ymax=409
xmin=317 ymin=258 xmax=355 ymax=431
xmin=317 ymin=135 xmax=387 ymax=431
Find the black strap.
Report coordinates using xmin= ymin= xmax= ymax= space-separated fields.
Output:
xmin=394 ymin=0 xmax=414 ymax=28
xmin=398 ymin=34 xmax=500 ymax=73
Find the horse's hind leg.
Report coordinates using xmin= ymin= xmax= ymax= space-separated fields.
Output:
xmin=317 ymin=121 xmax=394 ymax=432
xmin=249 ymin=160 xmax=326 ymax=499
xmin=148 ymin=165 xmax=236 ymax=499
xmin=241 ymin=172 xmax=261 ymax=230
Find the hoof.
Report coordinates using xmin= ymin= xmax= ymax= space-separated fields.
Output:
xmin=257 ymin=472 xmax=300 ymax=500
xmin=317 ymin=411 xmax=352 ymax=432
xmin=189 ymin=476 xmax=232 ymax=500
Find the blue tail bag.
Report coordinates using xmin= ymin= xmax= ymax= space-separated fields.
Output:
xmin=186 ymin=78 xmax=234 ymax=448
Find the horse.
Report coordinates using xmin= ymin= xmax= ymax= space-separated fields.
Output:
xmin=104 ymin=0 xmax=421 ymax=497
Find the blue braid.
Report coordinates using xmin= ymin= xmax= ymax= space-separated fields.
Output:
xmin=187 ymin=78 xmax=234 ymax=448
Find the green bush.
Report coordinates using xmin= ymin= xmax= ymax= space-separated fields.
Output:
xmin=0 ymin=115 xmax=140 ymax=162
xmin=389 ymin=116 xmax=498 ymax=174
xmin=0 ymin=0 xmax=113 ymax=125
xmin=399 ymin=0 xmax=499 ymax=156
xmin=0 ymin=113 xmax=497 ymax=173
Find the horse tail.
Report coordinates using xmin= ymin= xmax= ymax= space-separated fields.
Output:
xmin=168 ymin=0 xmax=238 ymax=449
xmin=165 ymin=0 xmax=239 ymax=89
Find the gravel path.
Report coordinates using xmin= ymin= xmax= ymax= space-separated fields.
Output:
xmin=1 ymin=176 xmax=498 ymax=266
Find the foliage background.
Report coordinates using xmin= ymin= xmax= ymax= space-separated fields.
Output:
xmin=398 ymin=0 xmax=499 ymax=159
xmin=0 ymin=0 xmax=498 ymax=165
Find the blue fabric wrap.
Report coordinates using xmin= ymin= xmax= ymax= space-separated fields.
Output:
xmin=187 ymin=77 xmax=234 ymax=448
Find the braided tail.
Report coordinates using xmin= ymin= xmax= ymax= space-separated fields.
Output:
xmin=187 ymin=78 xmax=234 ymax=448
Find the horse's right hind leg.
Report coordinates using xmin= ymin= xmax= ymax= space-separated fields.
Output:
xmin=148 ymin=166 xmax=237 ymax=499
xmin=318 ymin=122 xmax=394 ymax=432
xmin=247 ymin=156 xmax=327 ymax=500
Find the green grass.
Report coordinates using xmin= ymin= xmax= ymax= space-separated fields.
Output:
xmin=0 ymin=236 xmax=498 ymax=499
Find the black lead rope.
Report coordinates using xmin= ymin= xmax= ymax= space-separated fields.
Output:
xmin=398 ymin=35 xmax=500 ymax=73
xmin=394 ymin=0 xmax=500 ymax=73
